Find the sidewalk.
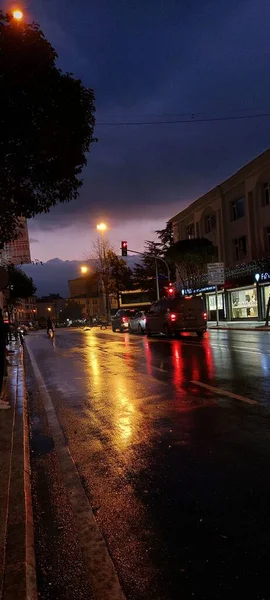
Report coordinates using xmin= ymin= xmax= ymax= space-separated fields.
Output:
xmin=0 ymin=344 xmax=36 ymax=600
xmin=208 ymin=320 xmax=270 ymax=331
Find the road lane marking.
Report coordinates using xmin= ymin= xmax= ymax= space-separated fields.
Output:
xmin=210 ymin=343 xmax=270 ymax=356
xmin=191 ymin=381 xmax=258 ymax=405
xmin=25 ymin=342 xmax=126 ymax=600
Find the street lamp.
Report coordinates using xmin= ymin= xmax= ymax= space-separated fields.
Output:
xmin=47 ymin=307 xmax=51 ymax=312
xmin=12 ymin=9 xmax=23 ymax=20
xmin=81 ymin=265 xmax=89 ymax=275
xmin=96 ymin=222 xmax=107 ymax=233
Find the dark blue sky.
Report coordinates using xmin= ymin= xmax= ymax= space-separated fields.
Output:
xmin=21 ymin=0 xmax=270 ymax=264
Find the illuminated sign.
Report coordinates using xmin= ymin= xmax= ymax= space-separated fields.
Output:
xmin=181 ymin=285 xmax=215 ymax=296
xmin=254 ymin=273 xmax=270 ymax=283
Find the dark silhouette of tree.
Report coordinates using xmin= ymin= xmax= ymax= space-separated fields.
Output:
xmin=0 ymin=10 xmax=96 ymax=245
xmin=167 ymin=238 xmax=217 ymax=292
xmin=92 ymin=240 xmax=133 ymax=312
xmin=61 ymin=301 xmax=83 ymax=322
xmin=134 ymin=229 xmax=175 ymax=301
xmin=8 ymin=266 xmax=36 ymax=302
xmin=107 ymin=250 xmax=133 ymax=309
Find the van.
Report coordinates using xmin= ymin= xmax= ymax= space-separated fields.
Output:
xmin=146 ymin=296 xmax=207 ymax=338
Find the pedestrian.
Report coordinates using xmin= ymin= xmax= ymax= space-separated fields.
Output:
xmin=47 ymin=315 xmax=53 ymax=335
xmin=0 ymin=309 xmax=10 ymax=409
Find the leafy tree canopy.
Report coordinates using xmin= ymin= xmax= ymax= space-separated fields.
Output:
xmin=0 ymin=11 xmax=96 ymax=245
xmin=133 ymin=224 xmax=175 ymax=301
xmin=167 ymin=238 xmax=217 ymax=292
xmin=61 ymin=301 xmax=83 ymax=322
xmin=8 ymin=266 xmax=36 ymax=303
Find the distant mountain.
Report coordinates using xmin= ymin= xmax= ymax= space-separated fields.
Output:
xmin=22 ymin=255 xmax=142 ymax=297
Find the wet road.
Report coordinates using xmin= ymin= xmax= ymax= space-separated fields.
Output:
xmin=26 ymin=328 xmax=270 ymax=600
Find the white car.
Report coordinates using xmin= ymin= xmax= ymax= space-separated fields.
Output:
xmin=128 ymin=311 xmax=147 ymax=334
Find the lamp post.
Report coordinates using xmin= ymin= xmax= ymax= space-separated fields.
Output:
xmin=80 ymin=265 xmax=90 ymax=320
xmin=96 ymin=223 xmax=108 ymax=320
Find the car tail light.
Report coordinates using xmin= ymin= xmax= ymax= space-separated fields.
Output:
xmin=122 ymin=317 xmax=128 ymax=322
xmin=203 ymin=312 xmax=207 ymax=320
xmin=170 ymin=313 xmax=176 ymax=322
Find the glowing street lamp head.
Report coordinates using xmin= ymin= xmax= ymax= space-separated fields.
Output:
xmin=81 ymin=265 xmax=88 ymax=275
xmin=47 ymin=307 xmax=51 ymax=312
xmin=97 ymin=222 xmax=107 ymax=232
xmin=13 ymin=9 xmax=23 ymax=21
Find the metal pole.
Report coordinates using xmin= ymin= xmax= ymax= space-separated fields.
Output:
xmin=215 ymin=285 xmax=219 ymax=327
xmin=101 ymin=231 xmax=107 ymax=318
xmin=155 ymin=258 xmax=160 ymax=300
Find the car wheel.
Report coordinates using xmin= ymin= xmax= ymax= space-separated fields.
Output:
xmin=128 ymin=325 xmax=132 ymax=333
xmin=139 ymin=325 xmax=145 ymax=335
xmin=164 ymin=324 xmax=172 ymax=338
xmin=196 ymin=330 xmax=204 ymax=339
xmin=146 ymin=325 xmax=152 ymax=337
xmin=174 ymin=331 xmax=181 ymax=339
xmin=112 ymin=325 xmax=116 ymax=332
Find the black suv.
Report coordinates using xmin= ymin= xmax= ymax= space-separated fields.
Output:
xmin=112 ymin=310 xmax=135 ymax=332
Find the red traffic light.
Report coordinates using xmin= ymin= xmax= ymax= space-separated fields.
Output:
xmin=167 ymin=282 xmax=175 ymax=296
xmin=121 ymin=241 xmax=128 ymax=256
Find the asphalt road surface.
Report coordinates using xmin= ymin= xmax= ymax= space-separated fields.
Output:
xmin=25 ymin=328 xmax=270 ymax=600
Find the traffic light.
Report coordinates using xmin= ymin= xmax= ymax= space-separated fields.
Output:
xmin=121 ymin=241 xmax=128 ymax=257
xmin=167 ymin=282 xmax=175 ymax=296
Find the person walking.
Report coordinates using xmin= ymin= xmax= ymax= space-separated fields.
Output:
xmin=47 ymin=315 xmax=53 ymax=336
xmin=0 ymin=309 xmax=10 ymax=409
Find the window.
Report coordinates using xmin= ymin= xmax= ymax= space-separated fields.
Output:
xmin=234 ymin=236 xmax=247 ymax=261
xmin=231 ymin=197 xmax=245 ymax=221
xmin=265 ymin=226 xmax=270 ymax=250
xmin=204 ymin=213 xmax=216 ymax=234
xmin=149 ymin=302 xmax=161 ymax=314
xmin=186 ymin=223 xmax=195 ymax=239
xmin=262 ymin=183 xmax=270 ymax=207
xmin=231 ymin=288 xmax=258 ymax=319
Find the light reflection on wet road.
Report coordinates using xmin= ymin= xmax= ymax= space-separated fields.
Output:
xmin=27 ymin=328 xmax=270 ymax=600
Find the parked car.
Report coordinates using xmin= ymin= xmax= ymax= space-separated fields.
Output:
xmin=112 ymin=309 xmax=135 ymax=332
xmin=146 ymin=296 xmax=207 ymax=338
xmin=129 ymin=311 xmax=147 ymax=334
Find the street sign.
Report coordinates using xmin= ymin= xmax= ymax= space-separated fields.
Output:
xmin=207 ymin=262 xmax=225 ymax=286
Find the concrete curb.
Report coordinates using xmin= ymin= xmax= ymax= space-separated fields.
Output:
xmin=25 ymin=340 xmax=126 ymax=600
xmin=2 ymin=348 xmax=37 ymax=600
xmin=22 ymin=350 xmax=37 ymax=600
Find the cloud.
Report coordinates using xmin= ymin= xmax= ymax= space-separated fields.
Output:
xmin=28 ymin=0 xmax=270 ymax=241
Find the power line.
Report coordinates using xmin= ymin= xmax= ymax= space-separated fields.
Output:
xmin=97 ymin=112 xmax=270 ymax=126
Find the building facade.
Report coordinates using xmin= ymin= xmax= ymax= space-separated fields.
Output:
xmin=0 ymin=218 xmax=31 ymax=266
xmin=68 ymin=275 xmax=106 ymax=318
xmin=36 ymin=296 xmax=66 ymax=323
xmin=169 ymin=149 xmax=270 ymax=321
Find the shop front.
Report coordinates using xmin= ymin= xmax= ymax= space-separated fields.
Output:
xmin=205 ymin=291 xmax=226 ymax=321
xmin=228 ymin=286 xmax=258 ymax=319
xmin=254 ymin=272 xmax=270 ymax=319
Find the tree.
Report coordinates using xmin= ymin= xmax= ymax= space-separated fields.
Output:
xmin=5 ymin=265 xmax=36 ymax=321
xmin=92 ymin=240 xmax=133 ymax=313
xmin=61 ymin=301 xmax=83 ymax=322
xmin=133 ymin=233 xmax=175 ymax=301
xmin=106 ymin=250 xmax=133 ymax=309
xmin=0 ymin=11 xmax=96 ymax=246
xmin=166 ymin=238 xmax=217 ymax=292
xmin=155 ymin=221 xmax=174 ymax=249
xmin=8 ymin=266 xmax=36 ymax=303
